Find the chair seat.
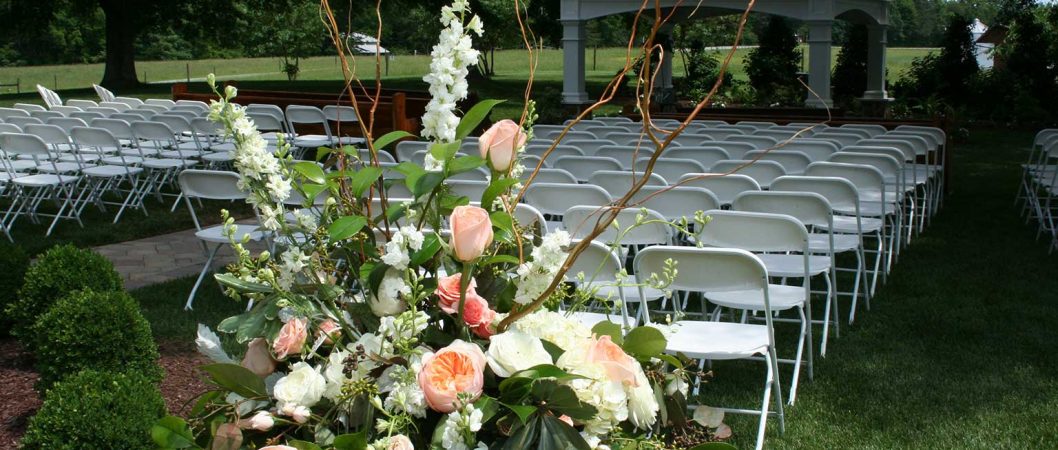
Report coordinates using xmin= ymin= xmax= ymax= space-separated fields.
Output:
xmin=6 ymin=160 xmax=38 ymax=171
xmin=665 ymin=320 xmax=770 ymax=360
xmin=707 ymin=283 xmax=807 ymax=311
xmin=208 ymin=142 xmax=237 ymax=152
xmin=160 ymin=149 xmax=203 ymax=159
xmin=834 ymin=200 xmax=896 ymax=217
xmin=142 ymin=158 xmax=196 ymax=170
xmin=201 ymin=152 xmax=234 ymax=163
xmin=569 ymin=311 xmax=628 ymax=329
xmin=102 ymin=155 xmax=144 ymax=165
xmin=808 ymin=233 xmax=861 ymax=253
xmin=825 ymin=216 xmax=884 ymax=234
xmin=1 ymin=172 xmax=30 ymax=182
xmin=120 ymin=148 xmax=159 ymax=157
xmin=59 ymin=154 xmax=102 ymax=163
xmin=195 ymin=223 xmax=264 ymax=244
xmin=583 ymin=282 xmax=666 ymax=303
xmin=292 ymin=135 xmax=332 ymax=148
xmin=757 ymin=254 xmax=831 ymax=277
xmin=13 ymin=173 xmax=79 ymax=187
xmin=35 ymin=162 xmax=87 ymax=174
xmin=83 ymin=165 xmax=142 ymax=177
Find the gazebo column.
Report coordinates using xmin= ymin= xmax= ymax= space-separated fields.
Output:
xmin=863 ymin=24 xmax=889 ymax=100
xmin=804 ymin=20 xmax=834 ymax=108
xmin=561 ymin=19 xmax=590 ymax=106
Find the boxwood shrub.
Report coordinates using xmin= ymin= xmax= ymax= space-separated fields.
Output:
xmin=0 ymin=243 xmax=29 ymax=335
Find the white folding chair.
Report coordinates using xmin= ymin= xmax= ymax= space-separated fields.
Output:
xmin=709 ymin=160 xmax=787 ymax=189
xmin=636 ymin=246 xmax=785 ymax=450
xmin=662 ymin=146 xmax=730 ymax=170
xmin=520 ymin=167 xmax=578 ymax=185
xmin=70 ymin=127 xmax=148 ymax=223
xmin=678 ymin=173 xmax=761 ymax=206
xmin=65 ymin=99 xmax=98 ymax=109
xmin=396 ymin=141 xmax=430 ymax=163
xmin=179 ymin=170 xmax=267 ymax=310
xmin=0 ymin=133 xmax=84 ymax=240
xmin=596 ymin=145 xmax=656 ymax=169
xmin=36 ymin=85 xmax=63 ymax=108
xmin=840 ymin=124 xmax=887 ymax=137
xmin=780 ymin=139 xmax=840 ymax=161
xmin=552 ymin=155 xmax=623 ymax=182
xmin=561 ymin=139 xmax=617 ymax=156
xmin=588 ymin=170 xmax=666 ymax=198
xmin=522 ymin=182 xmax=611 ymax=224
xmin=726 ymin=135 xmax=779 ymax=150
xmin=744 ymin=150 xmax=812 ymax=176
xmin=14 ymin=103 xmax=46 ymax=113
xmin=632 ymin=157 xmax=706 ymax=184
xmin=93 ymin=84 xmax=117 ymax=103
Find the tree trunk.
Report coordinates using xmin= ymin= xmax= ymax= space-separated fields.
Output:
xmin=99 ymin=0 xmax=141 ymax=90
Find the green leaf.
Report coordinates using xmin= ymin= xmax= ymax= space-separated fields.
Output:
xmin=502 ymin=415 xmax=540 ymax=450
xmin=332 ymin=432 xmax=369 ymax=450
xmin=409 ymin=233 xmax=443 ymax=266
xmin=288 ymin=440 xmax=324 ymax=450
xmin=688 ymin=444 xmax=739 ymax=450
xmin=591 ymin=321 xmax=625 ymax=345
xmin=480 ymin=254 xmax=520 ymax=267
xmin=299 ymin=183 xmax=327 ymax=204
xmin=509 ymin=364 xmax=585 ymax=382
xmin=294 ymin=161 xmax=326 ymax=184
xmin=214 ymin=274 xmax=272 ymax=294
xmin=481 ymin=177 xmax=521 ymax=211
xmin=622 ymin=325 xmax=668 ymax=359
xmin=316 ymin=147 xmax=334 ymax=161
xmin=151 ymin=416 xmax=197 ymax=449
xmin=473 ymin=395 xmax=501 ymax=424
xmin=200 ymin=364 xmax=266 ymax=398
xmin=391 ymin=161 xmax=425 ymax=177
xmin=504 ymin=403 xmax=539 ymax=424
xmin=531 ymin=380 xmax=597 ymax=420
xmin=329 ymin=215 xmax=367 ymax=242
xmin=348 ymin=166 xmax=384 ymax=197
xmin=655 ymin=353 xmax=684 ymax=369
xmin=368 ymin=263 xmax=390 ymax=296
xmin=373 ymin=130 xmax=415 ymax=150
xmin=429 ymin=141 xmax=461 ymax=162
xmin=233 ymin=310 xmax=267 ymax=343
xmin=412 ymin=171 xmax=446 ymax=198
xmin=498 ymin=377 xmax=533 ymax=404
xmin=449 ymin=155 xmax=486 ymax=174
xmin=539 ymin=339 xmax=565 ymax=361
xmin=456 ymin=99 xmax=505 ymax=140
xmin=539 ymin=414 xmax=591 ymax=450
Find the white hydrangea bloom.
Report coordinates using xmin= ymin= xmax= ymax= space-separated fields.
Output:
xmin=508 ymin=309 xmax=591 ymax=352
xmin=513 ymin=230 xmax=571 ymax=304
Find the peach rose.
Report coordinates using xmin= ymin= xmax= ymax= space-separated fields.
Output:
xmin=558 ymin=414 xmax=574 ymax=426
xmin=317 ymin=319 xmax=341 ymax=345
xmin=464 ymin=299 xmax=497 ymax=339
xmin=450 ymin=206 xmax=493 ymax=262
xmin=241 ymin=338 xmax=277 ymax=377
xmin=260 ymin=446 xmax=297 ymax=450
xmin=479 ymin=119 xmax=526 ymax=171
xmin=587 ymin=335 xmax=639 ymax=386
xmin=436 ymin=273 xmax=477 ymax=314
xmin=273 ymin=318 xmax=308 ymax=360
xmin=388 ymin=435 xmax=414 ymax=450
xmin=418 ymin=340 xmax=486 ymax=412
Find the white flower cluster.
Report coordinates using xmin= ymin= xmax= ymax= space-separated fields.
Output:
xmin=421 ymin=0 xmax=484 ymax=143
xmin=440 ymin=402 xmax=486 ymax=450
xmin=207 ymin=90 xmax=292 ymax=231
xmin=513 ymin=230 xmax=571 ymax=304
xmin=277 ymin=247 xmax=311 ymax=289
xmin=378 ymin=309 xmax=430 ymax=351
xmin=372 ymin=269 xmax=412 ymax=316
xmin=381 ymin=226 xmax=426 ymax=270
xmin=508 ymin=309 xmax=591 ymax=351
xmin=273 ymin=362 xmax=326 ymax=416
xmin=322 ymin=333 xmax=384 ymax=401
xmin=379 ymin=362 xmax=428 ymax=418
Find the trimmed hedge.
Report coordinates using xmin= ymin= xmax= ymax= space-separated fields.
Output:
xmin=21 ymin=370 xmax=166 ymax=450
xmin=0 ymin=243 xmax=29 ymax=335
xmin=32 ymin=289 xmax=162 ymax=391
xmin=6 ymin=244 xmax=123 ymax=345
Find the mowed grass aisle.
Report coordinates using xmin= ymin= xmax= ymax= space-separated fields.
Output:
xmin=707 ymin=129 xmax=1058 ymax=448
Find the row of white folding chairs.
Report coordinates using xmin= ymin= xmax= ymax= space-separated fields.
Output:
xmin=1017 ymin=129 xmax=1058 ymax=251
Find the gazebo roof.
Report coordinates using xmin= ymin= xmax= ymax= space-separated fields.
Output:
xmin=560 ymin=0 xmax=889 ymax=25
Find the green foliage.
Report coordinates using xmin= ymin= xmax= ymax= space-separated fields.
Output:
xmin=674 ymin=21 xmax=734 ymax=103
xmin=832 ymin=24 xmax=869 ymax=106
xmin=0 ymin=243 xmax=29 ymax=335
xmin=893 ymin=15 xmax=978 ymax=111
xmin=744 ymin=16 xmax=802 ymax=106
xmin=6 ymin=244 xmax=123 ymax=345
xmin=21 ymin=370 xmax=166 ymax=450
xmin=32 ymin=289 xmax=162 ymax=391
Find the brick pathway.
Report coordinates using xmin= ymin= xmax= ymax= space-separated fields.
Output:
xmin=93 ymin=227 xmax=266 ymax=290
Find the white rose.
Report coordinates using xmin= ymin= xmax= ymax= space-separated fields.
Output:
xmin=371 ymin=270 xmax=410 ymax=317
xmin=323 ymin=350 xmax=351 ymax=401
xmin=247 ymin=411 xmax=274 ymax=431
xmin=292 ymin=405 xmax=311 ymax=423
xmin=274 ymin=362 xmax=326 ymax=409
xmin=487 ymin=330 xmax=553 ymax=378
xmin=627 ymin=368 xmax=659 ymax=429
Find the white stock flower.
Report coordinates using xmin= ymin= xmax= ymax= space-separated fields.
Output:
xmin=379 ymin=364 xmax=427 ymax=418
xmin=486 ymin=329 xmax=553 ymax=377
xmin=273 ymin=362 xmax=327 ymax=411
xmin=277 ymin=247 xmax=311 ymax=289
xmin=513 ymin=230 xmax=571 ymax=304
xmin=381 ymin=226 xmax=425 ymax=270
xmin=421 ymin=1 xmax=482 ymax=143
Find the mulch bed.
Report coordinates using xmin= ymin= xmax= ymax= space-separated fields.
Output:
xmin=0 ymin=339 xmax=212 ymax=449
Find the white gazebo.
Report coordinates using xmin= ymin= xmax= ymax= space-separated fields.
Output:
xmin=560 ymin=0 xmax=891 ymax=108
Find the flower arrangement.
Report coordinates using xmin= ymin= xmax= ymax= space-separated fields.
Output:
xmin=152 ymin=2 xmax=732 ymax=450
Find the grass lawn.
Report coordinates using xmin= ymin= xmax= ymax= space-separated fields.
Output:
xmin=124 ymin=128 xmax=1058 ymax=448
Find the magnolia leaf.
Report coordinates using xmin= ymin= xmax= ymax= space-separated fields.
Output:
xmin=591 ymin=321 xmax=624 ymax=346
xmin=622 ymin=325 xmax=667 ymax=359
xmin=480 ymin=254 xmax=520 ymax=267
xmin=501 ymin=415 xmax=540 ymax=450
xmin=531 ymin=380 xmax=597 ymax=420
xmin=214 ymin=274 xmax=272 ymax=294
xmin=539 ymin=414 xmax=591 ymax=450
xmin=473 ymin=395 xmax=501 ymax=423
xmin=299 ymin=183 xmax=327 ymax=205
xmin=429 ymin=141 xmax=461 ymax=161
xmin=373 ymin=130 xmax=415 ymax=150
xmin=348 ymin=166 xmax=383 ymax=197
xmin=412 ymin=171 xmax=445 ymax=198
xmin=328 ymin=215 xmax=367 ymax=242
xmin=200 ymin=363 xmax=266 ymax=398
xmin=692 ymin=405 xmax=726 ymax=428
xmin=293 ymin=161 xmax=326 ymax=184
xmin=151 ymin=416 xmax=197 ymax=449
xmin=456 ymin=99 xmax=505 ymax=140
xmin=503 ymin=403 xmax=538 ymax=424
xmin=509 ymin=364 xmax=585 ymax=382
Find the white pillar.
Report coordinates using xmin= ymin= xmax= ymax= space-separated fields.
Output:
xmin=805 ymin=20 xmax=834 ymax=108
xmin=561 ymin=20 xmax=590 ymax=105
xmin=863 ymin=24 xmax=889 ymax=99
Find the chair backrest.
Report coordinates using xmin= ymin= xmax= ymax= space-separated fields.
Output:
xmin=145 ymin=98 xmax=176 ymax=108
xmin=1035 ymin=129 xmax=1058 ymax=147
xmin=735 ymin=120 xmax=776 ymax=129
xmin=1 ymin=133 xmax=53 ymax=158
xmin=689 ymin=119 xmax=729 ymax=127
xmin=69 ymin=111 xmax=105 ymax=121
xmin=448 ymin=166 xmax=487 ymax=181
xmin=770 ymin=124 xmax=818 ymax=137
xmin=0 ymin=107 xmax=31 ymax=120
xmin=552 ymin=155 xmax=623 ymax=181
xmin=828 ymin=153 xmax=903 ymax=188
xmin=99 ymin=101 xmax=131 ymax=112
xmin=678 ymin=173 xmax=761 ymax=205
xmin=45 ymin=117 xmax=89 ymax=133
xmin=153 ymin=114 xmax=193 ymax=133
xmin=686 ymin=129 xmax=743 ymax=141
xmin=771 ymin=175 xmax=861 ymax=222
xmin=670 ymin=133 xmax=715 ymax=147
xmin=840 ymin=123 xmax=887 ymax=137
xmin=743 ymin=150 xmax=812 ymax=175
xmin=14 ymin=103 xmax=47 ymax=112
xmin=550 ymin=130 xmax=597 ymax=143
xmin=109 ymin=112 xmax=146 ymax=123
xmin=703 ymin=141 xmax=753 ymax=159
xmin=396 ymin=140 xmax=430 ymax=162
xmin=140 ymin=104 xmax=170 ymax=114
xmin=447 ymin=180 xmax=488 ymax=199
xmin=6 ymin=117 xmax=44 ymax=128
xmin=634 ymin=246 xmax=776 ymax=324
xmin=113 ymin=97 xmax=145 ymax=108
xmin=839 ymin=146 xmax=908 ymax=165
xmin=698 ymin=209 xmax=809 ymax=253
xmin=593 ymin=116 xmax=633 ymax=125
xmin=178 ymin=169 xmax=246 ymax=200
xmin=521 ymin=153 xmax=546 ymax=169
xmin=812 ymin=131 xmax=862 ymax=147
xmin=805 ymin=162 xmax=885 ymax=199
xmin=725 ymin=135 xmax=778 ymax=150
xmin=0 ymin=123 xmax=21 ymax=133
xmin=753 ymin=129 xmax=797 ymax=141
xmin=588 ymin=170 xmax=667 ymax=197
xmin=24 ymin=124 xmax=71 ymax=147
xmin=584 ymin=126 xmax=630 ymax=139
xmin=86 ymin=106 xmax=120 ymax=117
xmin=562 ymin=139 xmax=616 ymax=156
xmin=30 ymin=110 xmax=66 ymax=121
xmin=628 ymin=186 xmax=721 ymax=222
xmin=70 ymin=126 xmax=122 ymax=149
xmin=596 ymin=145 xmax=655 ymax=169
xmin=131 ymin=121 xmax=179 ymax=143
xmin=322 ymin=105 xmax=359 ymax=124
xmin=90 ymin=118 xmax=135 ymax=140
xmin=65 ymin=99 xmax=98 ymax=109
xmin=780 ymin=138 xmax=840 ymax=161
xmin=714 ymin=124 xmax=757 ymax=134
xmin=895 ymin=125 xmax=945 ymax=144
xmin=93 ymin=84 xmax=116 ymax=103
xmin=880 ymin=132 xmax=932 ymax=155
xmin=522 ymin=182 xmax=612 ymax=216
xmin=709 ymin=159 xmax=786 ymax=188
xmin=632 ymin=157 xmax=707 ymax=183
xmin=520 ymin=168 xmax=578 ymax=185
xmin=563 ymin=206 xmax=671 ymax=246
xmin=49 ymin=105 xmax=83 ymax=116
xmin=732 ymin=191 xmax=833 ymax=229
xmin=285 ymin=105 xmax=332 ymax=138
xmin=525 ymin=144 xmax=584 ymax=161
xmin=856 ymin=139 xmax=915 ymax=162
xmin=662 ymin=146 xmax=730 ymax=170
xmin=247 ymin=112 xmax=286 ymax=134
xmin=36 ymin=84 xmax=62 ymax=108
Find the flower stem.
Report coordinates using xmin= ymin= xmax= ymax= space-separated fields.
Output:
xmin=456 ymin=262 xmax=475 ymax=339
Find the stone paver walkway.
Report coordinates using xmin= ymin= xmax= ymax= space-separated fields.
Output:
xmin=94 ymin=226 xmax=265 ymax=290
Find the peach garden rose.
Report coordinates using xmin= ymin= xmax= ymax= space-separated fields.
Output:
xmin=586 ymin=334 xmax=639 ymax=386
xmin=418 ymin=340 xmax=487 ymax=412
xmin=273 ymin=317 xmax=308 ymax=360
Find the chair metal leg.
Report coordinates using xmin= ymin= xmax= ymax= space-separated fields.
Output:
xmin=185 ymin=244 xmax=221 ymax=310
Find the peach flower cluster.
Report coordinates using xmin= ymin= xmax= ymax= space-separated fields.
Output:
xmin=437 ymin=273 xmax=497 ymax=339
xmin=418 ymin=340 xmax=487 ymax=413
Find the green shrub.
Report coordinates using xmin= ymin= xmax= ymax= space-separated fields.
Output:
xmin=32 ymin=290 xmax=162 ymax=391
xmin=21 ymin=370 xmax=166 ymax=450
xmin=744 ymin=16 xmax=803 ymax=106
xmin=6 ymin=244 xmax=123 ymax=344
xmin=0 ymin=244 xmax=29 ymax=335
